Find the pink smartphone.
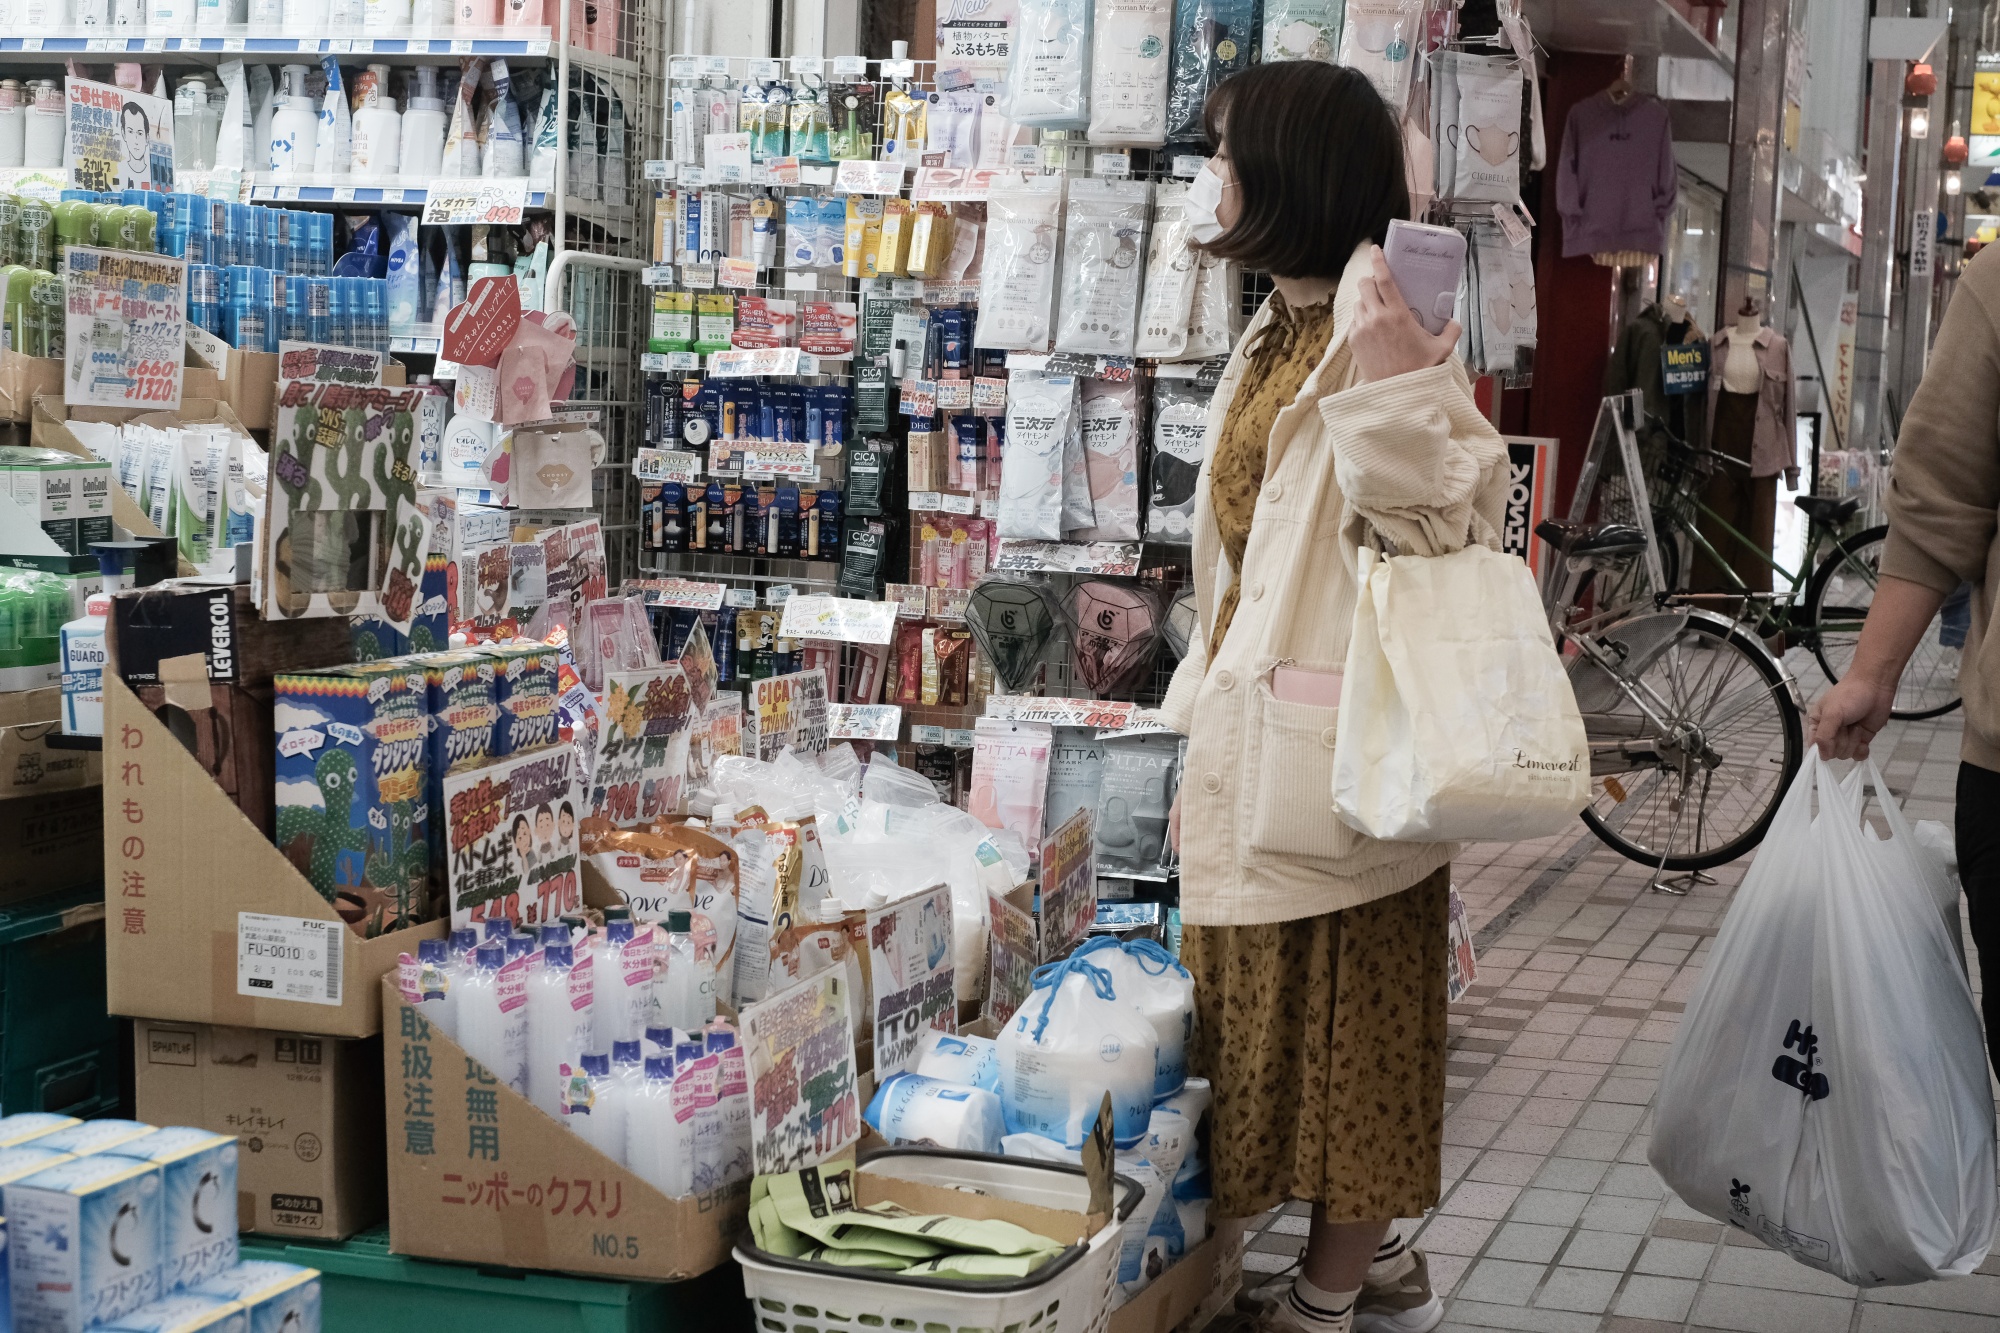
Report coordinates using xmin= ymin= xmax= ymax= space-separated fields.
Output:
xmin=1382 ymin=219 xmax=1468 ymax=336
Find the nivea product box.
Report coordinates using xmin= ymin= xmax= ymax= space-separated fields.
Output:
xmin=112 ymin=1129 xmax=238 ymax=1293
xmin=6 ymin=1153 xmax=165 ymax=1331
xmin=192 ymin=1261 xmax=321 ymax=1333
xmin=100 ymin=1292 xmax=248 ymax=1333
xmin=34 ymin=1119 xmax=157 ymax=1158
xmin=485 ymin=644 xmax=560 ymax=757
xmin=0 ymin=1115 xmax=79 ymax=1150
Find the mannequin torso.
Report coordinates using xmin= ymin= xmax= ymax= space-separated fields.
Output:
xmin=1722 ymin=313 xmax=1762 ymax=393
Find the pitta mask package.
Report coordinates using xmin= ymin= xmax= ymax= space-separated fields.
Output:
xmin=1095 ymin=731 xmax=1180 ymax=876
xmin=969 ymin=718 xmax=1054 ymax=865
xmin=1054 ymin=176 xmax=1150 ymax=355
xmin=975 ymin=172 xmax=1065 ymax=352
xmin=999 ymin=371 xmax=1078 ymax=541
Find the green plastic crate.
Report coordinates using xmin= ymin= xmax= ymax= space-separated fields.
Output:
xmin=240 ymin=1227 xmax=752 ymax=1333
xmin=0 ymin=885 xmax=120 ymax=1119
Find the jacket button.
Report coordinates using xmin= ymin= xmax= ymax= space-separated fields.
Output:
xmin=1321 ymin=727 xmax=1338 ymax=748
xmin=1266 ymin=482 xmax=1284 ymax=502
xmin=1248 ymin=582 xmax=1264 ymax=601
xmin=1201 ymin=773 xmax=1221 ymax=794
xmin=1214 ymin=669 xmax=1234 ymax=690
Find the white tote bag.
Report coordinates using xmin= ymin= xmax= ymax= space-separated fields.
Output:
xmin=1650 ymin=756 xmax=1995 ymax=1286
xmin=1331 ymin=542 xmax=1587 ymax=841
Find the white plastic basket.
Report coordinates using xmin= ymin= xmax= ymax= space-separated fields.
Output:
xmin=736 ymin=1149 xmax=1145 ymax=1333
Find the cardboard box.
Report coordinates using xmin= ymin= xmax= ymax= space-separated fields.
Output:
xmin=0 ymin=784 xmax=101 ymax=900
xmin=0 ymin=349 xmax=62 ymax=423
xmin=0 ymin=687 xmax=103 ymax=798
xmin=103 ymin=674 xmax=442 ymax=1039
xmin=0 ymin=446 xmax=115 ymax=554
xmin=7 ymin=1152 xmax=166 ymax=1329
xmin=133 ymin=1020 xmax=386 ymax=1241
xmin=1107 ymin=1228 xmax=1241 ymax=1333
xmin=382 ymin=979 xmax=748 ymax=1281
xmin=184 ymin=334 xmax=279 ymax=434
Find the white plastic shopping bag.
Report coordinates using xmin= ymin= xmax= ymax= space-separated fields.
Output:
xmin=1331 ymin=543 xmax=1588 ymax=841
xmin=1650 ymin=755 xmax=1995 ymax=1286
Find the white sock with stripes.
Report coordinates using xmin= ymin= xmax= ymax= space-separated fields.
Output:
xmin=1283 ymin=1274 xmax=1357 ymax=1333
xmin=1364 ymin=1226 xmax=1415 ymax=1287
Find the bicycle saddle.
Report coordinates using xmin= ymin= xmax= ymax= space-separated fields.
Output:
xmin=1535 ymin=519 xmax=1649 ymax=556
xmin=1793 ymin=494 xmax=1859 ymax=527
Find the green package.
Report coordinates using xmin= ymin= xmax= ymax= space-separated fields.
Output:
xmin=763 ymin=1166 xmax=1064 ymax=1260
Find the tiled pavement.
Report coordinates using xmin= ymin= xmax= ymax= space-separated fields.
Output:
xmin=1234 ymin=666 xmax=1997 ymax=1333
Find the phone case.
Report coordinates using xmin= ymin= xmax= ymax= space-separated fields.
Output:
xmin=1383 ymin=219 xmax=1467 ymax=335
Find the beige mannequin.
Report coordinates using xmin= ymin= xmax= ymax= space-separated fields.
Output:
xmin=1722 ymin=303 xmax=1763 ymax=393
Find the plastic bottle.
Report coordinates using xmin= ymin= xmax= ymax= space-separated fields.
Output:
xmin=269 ymin=65 xmax=317 ymax=177
xmin=187 ymin=264 xmax=223 ymax=336
xmin=363 ymin=0 xmax=409 ymax=31
xmin=0 ymin=83 xmax=25 ymax=170
xmin=707 ymin=1027 xmax=751 ymax=1185
xmin=400 ymin=68 xmax=449 ymax=179
xmin=310 ymin=211 xmax=334 ymax=275
xmin=593 ymin=919 xmax=652 ymax=1053
xmin=415 ymin=937 xmax=456 ymax=1036
xmin=625 ymin=1054 xmax=692 ymax=1191
xmin=362 ymin=277 xmax=388 ymax=352
xmin=566 ymin=1051 xmax=626 ymax=1162
xmin=59 ymin=591 xmax=113 ymax=737
xmin=222 ymin=265 xmax=266 ymax=352
xmin=678 ymin=1041 xmax=724 ymax=1195
xmin=326 ymin=274 xmax=352 ymax=347
xmin=23 ymin=82 xmax=63 ymax=169
xmin=525 ymin=941 xmax=592 ymax=1119
xmin=288 ymin=208 xmax=312 ymax=275
xmin=656 ymin=909 xmax=701 ymax=1032
xmin=174 ymin=76 xmax=215 ymax=172
xmin=350 ymin=66 xmax=402 ymax=180
xmin=457 ymin=942 xmax=526 ymax=1093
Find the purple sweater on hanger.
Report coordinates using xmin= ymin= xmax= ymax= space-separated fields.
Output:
xmin=1556 ymin=92 xmax=1678 ymax=258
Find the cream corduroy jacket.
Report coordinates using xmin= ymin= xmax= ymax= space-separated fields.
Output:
xmin=1159 ymin=245 xmax=1511 ymax=927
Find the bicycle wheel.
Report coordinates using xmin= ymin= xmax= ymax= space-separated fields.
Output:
xmin=1571 ymin=611 xmax=1803 ymax=870
xmin=1806 ymin=525 xmax=1964 ymax=720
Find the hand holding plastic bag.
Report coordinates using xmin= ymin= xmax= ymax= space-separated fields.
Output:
xmin=1649 ymin=755 xmax=1995 ymax=1286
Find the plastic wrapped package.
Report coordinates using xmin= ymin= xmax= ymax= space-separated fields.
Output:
xmin=1000 ymin=0 xmax=1092 ymax=129
xmin=1164 ymin=0 xmax=1260 ymax=143
xmin=1133 ymin=183 xmax=1198 ymax=359
xmin=1059 ymin=396 xmax=1096 ymax=534
xmin=1072 ymin=377 xmax=1142 ymax=541
xmin=864 ymin=1073 xmax=1006 ymax=1153
xmin=1095 ymin=730 xmax=1180 ymax=874
xmin=1182 ymin=248 xmax=1241 ymax=359
xmin=1088 ymin=0 xmax=1173 ymax=147
xmin=1071 ymin=936 xmax=1193 ymax=1098
xmin=996 ymin=951 xmax=1159 ymax=1148
xmin=914 ymin=1029 xmax=1003 ymax=1089
xmin=965 ymin=576 xmax=1065 ymax=692
xmin=1339 ymin=0 xmax=1423 ymax=115
xmin=975 ymin=173 xmax=1065 ymax=352
xmin=1262 ymin=0 xmax=1337 ymax=62
xmin=998 ymin=371 xmax=1079 ymax=540
xmin=1054 ymin=177 xmax=1151 ymax=355
xmin=1146 ymin=377 xmax=1212 ymax=543
xmin=1439 ymin=51 xmax=1523 ymax=203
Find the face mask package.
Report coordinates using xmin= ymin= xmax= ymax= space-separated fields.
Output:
xmin=1165 ymin=0 xmax=1259 ymax=143
xmin=967 ymin=717 xmax=1052 ymax=864
xmin=1439 ymin=50 xmax=1524 ymax=203
xmin=974 ymin=172 xmax=1064 ymax=352
xmin=1147 ymin=377 xmax=1212 ymax=543
xmin=1096 ymin=730 xmax=1180 ymax=877
xmin=1000 ymin=0 xmax=1091 ymax=130
xmin=1340 ymin=0 xmax=1423 ymax=115
xmin=1053 ymin=177 xmax=1150 ymax=355
xmin=998 ymin=370 xmax=1077 ymax=541
xmin=1182 ymin=249 xmax=1242 ymax=359
xmin=1044 ymin=725 xmax=1107 ymax=834
xmin=1087 ymin=0 xmax=1172 ymax=147
xmin=1132 ymin=183 xmax=1197 ymax=358
xmin=1073 ymin=377 xmax=1141 ymax=541
xmin=1262 ymin=0 xmax=1338 ymax=62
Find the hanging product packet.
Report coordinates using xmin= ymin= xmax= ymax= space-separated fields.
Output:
xmin=968 ymin=718 xmax=1054 ymax=861
xmin=1444 ymin=52 xmax=1524 ymax=203
xmin=1087 ymin=0 xmax=1173 ymax=147
xmin=581 ymin=818 xmax=741 ymax=1005
xmin=1262 ymin=0 xmax=1338 ymax=62
xmin=1096 ymin=731 xmax=1180 ymax=875
xmin=1044 ymin=726 xmax=1108 ymax=834
xmin=1339 ymin=0 xmax=1423 ymax=115
xmin=926 ymin=87 xmax=984 ymax=167
xmin=1133 ymin=182 xmax=1197 ymax=359
xmin=1059 ymin=395 xmax=1094 ymax=535
xmin=1165 ymin=0 xmax=1259 ymax=143
xmin=1431 ymin=47 xmax=1462 ymax=204
xmin=975 ymin=172 xmax=1065 ymax=352
xmin=998 ymin=371 xmax=1078 ymax=541
xmin=1471 ymin=225 xmax=1519 ymax=376
xmin=1073 ymin=377 xmax=1141 ymax=541
xmin=1000 ymin=0 xmax=1092 ymax=129
xmin=1147 ymin=377 xmax=1213 ymax=543
xmin=1183 ymin=250 xmax=1242 ymax=360
xmin=1054 ymin=177 xmax=1151 ymax=356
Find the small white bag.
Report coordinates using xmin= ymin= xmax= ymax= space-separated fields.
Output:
xmin=1331 ymin=541 xmax=1587 ymax=841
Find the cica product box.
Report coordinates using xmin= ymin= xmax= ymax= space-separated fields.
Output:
xmin=0 ymin=1112 xmax=79 ymax=1148
xmin=6 ymin=1153 xmax=166 ymax=1331
xmin=34 ymin=1119 xmax=158 ymax=1158
xmin=99 ymin=1292 xmax=249 ymax=1333
xmin=273 ymin=662 xmax=431 ymax=933
xmin=113 ymin=1128 xmax=239 ymax=1294
xmin=191 ymin=1261 xmax=320 ymax=1333
xmin=485 ymin=643 xmax=561 ymax=757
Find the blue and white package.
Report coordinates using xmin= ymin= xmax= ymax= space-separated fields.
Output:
xmin=864 ymin=1074 xmax=1006 ymax=1154
xmin=112 ymin=1129 xmax=238 ymax=1294
xmin=100 ymin=1292 xmax=248 ymax=1333
xmin=995 ymin=953 xmax=1158 ymax=1148
xmin=0 ymin=1145 xmax=76 ymax=1188
xmin=1162 ymin=1077 xmax=1211 ymax=1256
xmin=192 ymin=1261 xmax=321 ymax=1333
xmin=0 ymin=1114 xmax=79 ymax=1149
xmin=1070 ymin=936 xmax=1193 ymax=1099
xmin=997 ymin=1131 xmax=1164 ymax=1292
xmin=912 ymin=1030 xmax=1001 ymax=1091
xmin=7 ymin=1153 xmax=165 ymax=1331
xmin=35 ymin=1120 xmax=158 ymax=1158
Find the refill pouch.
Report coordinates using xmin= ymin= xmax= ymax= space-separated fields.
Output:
xmin=483 ymin=58 xmax=527 ymax=177
xmin=316 ymin=56 xmax=351 ymax=174
xmin=249 ymin=63 xmax=276 ymax=168
xmin=1444 ymin=51 xmax=1523 ymax=203
xmin=974 ymin=172 xmax=1064 ymax=352
xmin=529 ymin=76 xmax=561 ymax=185
xmin=1087 ymin=0 xmax=1172 ymax=147
xmin=1001 ymin=0 xmax=1092 ymax=129
xmin=1054 ymin=176 xmax=1149 ymax=354
xmin=1262 ymin=0 xmax=1337 ymax=62
xmin=1339 ymin=0 xmax=1423 ymax=114
xmin=443 ymin=58 xmax=485 ymax=174
xmin=1147 ymin=377 xmax=1212 ymax=543
xmin=214 ymin=58 xmax=248 ymax=172
xmin=1183 ymin=249 xmax=1241 ymax=359
xmin=1133 ymin=182 xmax=1196 ymax=358
xmin=1074 ymin=377 xmax=1140 ymax=540
xmin=998 ymin=371 xmax=1076 ymax=541
xmin=1165 ymin=0 xmax=1258 ymax=142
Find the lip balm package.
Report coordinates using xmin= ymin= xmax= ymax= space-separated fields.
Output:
xmin=1339 ymin=0 xmax=1423 ymax=115
xmin=1165 ymin=0 xmax=1259 ymax=143
xmin=1147 ymin=376 xmax=1213 ymax=543
xmin=1054 ymin=176 xmax=1150 ymax=355
xmin=1000 ymin=0 xmax=1092 ymax=129
xmin=925 ymin=87 xmax=983 ymax=167
xmin=1073 ymin=377 xmax=1141 ymax=541
xmin=829 ymin=80 xmax=877 ymax=160
xmin=1087 ymin=0 xmax=1172 ymax=147
xmin=1133 ymin=182 xmax=1197 ymax=359
xmin=789 ymin=81 xmax=831 ymax=161
xmin=999 ymin=371 xmax=1077 ymax=540
xmin=975 ymin=172 xmax=1065 ymax=352
xmin=1183 ymin=248 xmax=1242 ymax=359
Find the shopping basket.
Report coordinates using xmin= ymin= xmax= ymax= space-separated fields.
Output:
xmin=736 ymin=1148 xmax=1145 ymax=1333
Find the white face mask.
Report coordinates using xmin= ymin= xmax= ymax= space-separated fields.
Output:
xmin=1184 ymin=160 xmax=1227 ymax=245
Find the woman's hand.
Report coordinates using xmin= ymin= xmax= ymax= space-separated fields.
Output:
xmin=1349 ymin=245 xmax=1462 ymax=384
xmin=1167 ymin=790 xmax=1182 ymax=855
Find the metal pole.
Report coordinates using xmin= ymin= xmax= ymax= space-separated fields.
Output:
xmin=1850 ymin=0 xmax=1910 ymax=456
xmin=1894 ymin=80 xmax=1941 ymax=400
xmin=1718 ymin=0 xmax=1792 ymax=324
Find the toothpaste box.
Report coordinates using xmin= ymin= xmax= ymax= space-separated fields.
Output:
xmin=34 ymin=1120 xmax=158 ymax=1158
xmin=485 ymin=644 xmax=561 ymax=757
xmin=191 ymin=1261 xmax=321 ymax=1333
xmin=0 ymin=1114 xmax=79 ymax=1149
xmin=110 ymin=1129 xmax=238 ymax=1294
xmin=6 ymin=1152 xmax=165 ymax=1331
xmin=273 ymin=661 xmax=431 ymax=930
xmin=99 ymin=1292 xmax=249 ymax=1333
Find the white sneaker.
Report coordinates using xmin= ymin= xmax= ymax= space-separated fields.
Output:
xmin=1350 ymin=1251 xmax=1444 ymax=1333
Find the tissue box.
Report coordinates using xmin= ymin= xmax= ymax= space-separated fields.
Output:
xmin=485 ymin=643 xmax=561 ymax=756
xmin=0 ymin=1112 xmax=79 ymax=1149
xmin=191 ymin=1261 xmax=320 ymax=1333
xmin=34 ymin=1119 xmax=158 ymax=1157
xmin=99 ymin=1292 xmax=248 ymax=1333
xmin=112 ymin=1128 xmax=239 ymax=1294
xmin=6 ymin=1153 xmax=165 ymax=1331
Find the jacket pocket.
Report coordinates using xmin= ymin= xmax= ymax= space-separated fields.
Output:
xmin=1244 ymin=674 xmax=1362 ymax=863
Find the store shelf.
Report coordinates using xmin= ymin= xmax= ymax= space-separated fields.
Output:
xmin=0 ymin=32 xmax=638 ymax=75
xmin=391 ymin=335 xmax=443 ymax=354
xmin=1521 ymin=0 xmax=1733 ymax=74
xmin=246 ymin=178 xmax=552 ymax=209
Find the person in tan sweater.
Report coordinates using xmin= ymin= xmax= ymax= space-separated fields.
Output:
xmin=1813 ymin=243 xmax=1999 ymax=1067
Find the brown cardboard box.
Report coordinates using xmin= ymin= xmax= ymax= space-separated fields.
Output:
xmin=0 ymin=687 xmax=102 ymax=798
xmin=133 ymin=1019 xmax=386 ymax=1240
xmin=0 ymin=350 xmax=62 ymax=423
xmin=102 ymin=674 xmax=443 ymax=1038
xmin=1106 ymin=1228 xmax=1241 ymax=1333
xmin=184 ymin=333 xmax=279 ymax=432
xmin=27 ymin=398 xmax=169 ymax=545
xmin=0 ymin=785 xmax=101 ymax=900
xmin=382 ymin=979 xmax=749 ymax=1281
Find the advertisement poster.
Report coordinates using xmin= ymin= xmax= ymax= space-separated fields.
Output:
xmin=749 ymin=668 xmax=829 ymax=761
xmin=1501 ymin=436 xmax=1559 ymax=579
xmin=866 ymin=885 xmax=956 ymax=1081
xmin=1446 ymin=884 xmax=1480 ymax=1004
xmin=443 ymin=746 xmax=585 ymax=931
xmin=985 ymin=889 xmax=1038 ymax=1027
xmin=1037 ymin=808 xmax=1096 ymax=963
xmin=262 ymin=353 xmax=427 ymax=633
xmin=588 ymin=665 xmax=695 ymax=828
xmin=742 ymin=967 xmax=861 ymax=1175
xmin=67 ymin=77 xmax=173 ymax=193
xmin=539 ymin=518 xmax=608 ymax=637
xmin=62 ymin=246 xmax=186 ymax=411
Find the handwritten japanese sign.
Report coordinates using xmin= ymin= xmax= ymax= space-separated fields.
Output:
xmin=748 ymin=669 xmax=829 ymax=761
xmin=443 ymin=746 xmax=585 ymax=932
xmin=1038 ymin=808 xmax=1096 ymax=963
xmin=63 ymin=246 xmax=186 ymax=410
xmin=421 ymin=177 xmax=531 ymax=226
xmin=742 ymin=967 xmax=860 ymax=1175
xmin=588 ymin=666 xmax=695 ymax=829
xmin=866 ymin=885 xmax=955 ymax=1081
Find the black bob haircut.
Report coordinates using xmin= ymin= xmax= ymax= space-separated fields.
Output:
xmin=1200 ymin=61 xmax=1411 ymax=281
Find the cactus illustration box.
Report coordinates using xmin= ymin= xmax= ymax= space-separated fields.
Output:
xmin=421 ymin=649 xmax=498 ymax=891
xmin=111 ymin=1128 xmax=239 ymax=1294
xmin=6 ymin=1152 xmax=165 ymax=1332
xmin=350 ymin=552 xmax=449 ymax=660
xmin=485 ymin=643 xmax=560 ymax=757
xmin=273 ymin=661 xmax=431 ymax=934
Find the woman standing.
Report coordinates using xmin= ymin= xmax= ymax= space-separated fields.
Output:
xmin=1160 ymin=62 xmax=1509 ymax=1333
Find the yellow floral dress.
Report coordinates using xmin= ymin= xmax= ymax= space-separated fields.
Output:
xmin=1182 ymin=290 xmax=1449 ymax=1224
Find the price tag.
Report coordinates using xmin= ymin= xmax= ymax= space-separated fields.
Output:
xmin=909 ymin=724 xmax=946 ymax=746
xmin=800 ymin=164 xmax=836 ymax=187
xmin=717 ymin=255 xmax=760 ymax=288
xmin=649 ymin=578 xmax=728 ymax=610
xmin=928 ymin=586 xmax=971 ymax=620
xmin=973 ymin=376 xmax=1007 ymax=415
xmin=708 ymin=346 xmax=804 ymax=378
xmin=1493 ymin=203 xmax=1531 ymax=248
xmin=935 ymin=379 xmax=972 ymax=411
xmin=836 ymin=158 xmax=907 ymax=195
xmin=654 ymin=450 xmax=703 ymax=484
xmin=750 ymin=58 xmax=782 ymax=80
xmin=644 ymin=159 xmax=676 ymax=180
xmin=1172 ymin=154 xmax=1207 ymax=178
xmin=421 ymin=177 xmax=530 ymax=225
xmin=783 ymin=270 xmax=820 ymax=292
xmin=828 ymin=704 xmax=901 ymax=742
xmin=86 ymin=37 xmax=113 ymax=51
xmin=1007 ymin=144 xmax=1040 ymax=169
xmin=899 ymin=380 xmax=938 ymax=417
xmin=681 ymin=263 xmax=716 ymax=289
xmin=765 ymin=156 xmax=801 ymax=186
xmin=328 ymin=36 xmax=352 ymax=51
xmin=452 ymin=37 xmax=474 ymax=52
xmin=703 ymin=55 xmax=732 ymax=75
xmin=791 ymin=56 xmax=824 ymax=78
xmin=20 ymin=37 xmax=40 ymax=50
xmin=222 ymin=34 xmax=245 ymax=49
xmin=995 ymin=539 xmax=1143 ymax=576
xmin=881 ymin=58 xmax=917 ymax=78
xmin=1093 ymin=150 xmax=1131 ymax=177
xmin=143 ymin=36 xmax=164 ymax=49
xmin=670 ymin=57 xmax=699 ymax=79
xmin=938 ymin=492 xmax=977 ymax=515
xmin=909 ymin=491 xmax=942 ymax=511
xmin=743 ymin=440 xmax=816 ymax=477
xmin=766 ymin=585 xmax=797 ymax=608
xmin=274 ymin=186 xmax=298 ymax=201
xmin=679 ymin=165 xmax=707 ymax=187
xmin=724 ymin=586 xmax=759 ymax=609
xmin=640 ymin=352 xmax=669 ymax=372
xmin=385 ymin=188 xmax=409 ymax=203
xmin=237 ymin=912 xmax=345 ymax=1007
xmin=833 ymin=55 xmax=868 ymax=76
xmin=333 ymin=186 xmax=356 ymax=202
xmin=642 ymin=264 xmax=674 ymax=286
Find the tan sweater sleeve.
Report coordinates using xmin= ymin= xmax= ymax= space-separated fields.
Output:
xmin=1882 ymin=275 xmax=2000 ymax=591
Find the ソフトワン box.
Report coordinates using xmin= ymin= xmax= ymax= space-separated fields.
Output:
xmin=6 ymin=1152 xmax=165 ymax=1331
xmin=191 ymin=1260 xmax=321 ymax=1333
xmin=99 ymin=1291 xmax=249 ymax=1333
xmin=34 ymin=1118 xmax=158 ymax=1157
xmin=0 ymin=1111 xmax=79 ymax=1148
xmin=0 ymin=1145 xmax=75 ymax=1183
xmin=113 ymin=1128 xmax=239 ymax=1293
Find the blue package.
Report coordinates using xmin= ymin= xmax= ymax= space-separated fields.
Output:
xmin=0 ymin=1114 xmax=79 ymax=1149
xmin=484 ymin=644 xmax=561 ymax=757
xmin=0 ymin=1146 xmax=75 ymax=1186
xmin=6 ymin=1153 xmax=165 ymax=1331
xmin=110 ymin=1130 xmax=237 ymax=1295
xmin=191 ymin=1262 xmax=320 ymax=1333
xmin=99 ymin=1292 xmax=248 ymax=1333
xmin=34 ymin=1120 xmax=157 ymax=1158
